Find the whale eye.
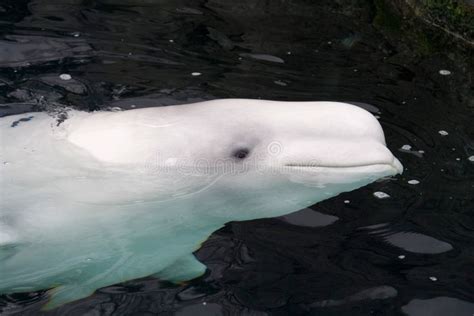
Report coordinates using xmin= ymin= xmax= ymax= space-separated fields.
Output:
xmin=232 ymin=148 xmax=250 ymax=160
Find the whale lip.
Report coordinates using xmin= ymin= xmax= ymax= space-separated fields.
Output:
xmin=284 ymin=158 xmax=403 ymax=175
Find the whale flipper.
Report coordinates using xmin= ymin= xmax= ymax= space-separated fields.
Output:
xmin=45 ymin=285 xmax=95 ymax=310
xmin=153 ymin=254 xmax=206 ymax=283
xmin=45 ymin=255 xmax=206 ymax=309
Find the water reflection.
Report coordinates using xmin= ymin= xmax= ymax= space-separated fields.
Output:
xmin=360 ymin=223 xmax=454 ymax=254
xmin=311 ymin=285 xmax=397 ymax=307
xmin=383 ymin=232 xmax=453 ymax=254
xmin=0 ymin=35 xmax=92 ymax=68
xmin=279 ymin=208 xmax=339 ymax=227
xmin=402 ymin=297 xmax=474 ymax=316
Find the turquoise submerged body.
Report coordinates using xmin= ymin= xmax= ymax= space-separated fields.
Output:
xmin=0 ymin=99 xmax=402 ymax=308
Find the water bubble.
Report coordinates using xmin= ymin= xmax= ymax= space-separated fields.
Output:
xmin=439 ymin=69 xmax=451 ymax=76
xmin=344 ymin=200 xmax=350 ymax=204
xmin=398 ymin=255 xmax=405 ymax=259
xmin=191 ymin=72 xmax=201 ymax=76
xmin=438 ymin=130 xmax=448 ymax=136
xmin=71 ymin=32 xmax=81 ymax=37
xmin=408 ymin=180 xmax=420 ymax=185
xmin=59 ymin=74 xmax=72 ymax=80
xmin=429 ymin=276 xmax=438 ymax=282
xmin=169 ymin=39 xmax=174 ymax=43
xmin=373 ymin=191 xmax=390 ymax=199
xmin=468 ymin=156 xmax=474 ymax=162
xmin=401 ymin=144 xmax=412 ymax=150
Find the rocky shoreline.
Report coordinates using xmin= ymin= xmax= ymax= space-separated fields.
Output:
xmin=402 ymin=0 xmax=473 ymax=45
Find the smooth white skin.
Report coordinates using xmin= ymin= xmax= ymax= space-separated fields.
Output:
xmin=0 ymin=99 xmax=402 ymax=307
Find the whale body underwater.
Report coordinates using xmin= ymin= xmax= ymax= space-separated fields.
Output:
xmin=0 ymin=99 xmax=403 ymax=308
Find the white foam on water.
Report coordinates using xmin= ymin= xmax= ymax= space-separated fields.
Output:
xmin=439 ymin=69 xmax=451 ymax=75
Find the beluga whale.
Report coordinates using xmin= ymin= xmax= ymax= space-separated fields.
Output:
xmin=0 ymin=99 xmax=403 ymax=309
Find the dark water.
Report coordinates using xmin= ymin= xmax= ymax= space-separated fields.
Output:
xmin=1 ymin=0 xmax=473 ymax=315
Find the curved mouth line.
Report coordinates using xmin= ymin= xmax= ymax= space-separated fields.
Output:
xmin=284 ymin=163 xmax=391 ymax=169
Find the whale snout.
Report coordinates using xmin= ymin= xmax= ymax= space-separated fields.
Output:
xmin=392 ymin=157 xmax=404 ymax=175
xmin=280 ymin=139 xmax=402 ymax=174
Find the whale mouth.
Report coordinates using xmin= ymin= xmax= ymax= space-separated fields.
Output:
xmin=284 ymin=159 xmax=403 ymax=175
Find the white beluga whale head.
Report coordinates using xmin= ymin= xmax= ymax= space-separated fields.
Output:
xmin=0 ymin=99 xmax=402 ymax=308
xmin=65 ymin=99 xmax=402 ymax=219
